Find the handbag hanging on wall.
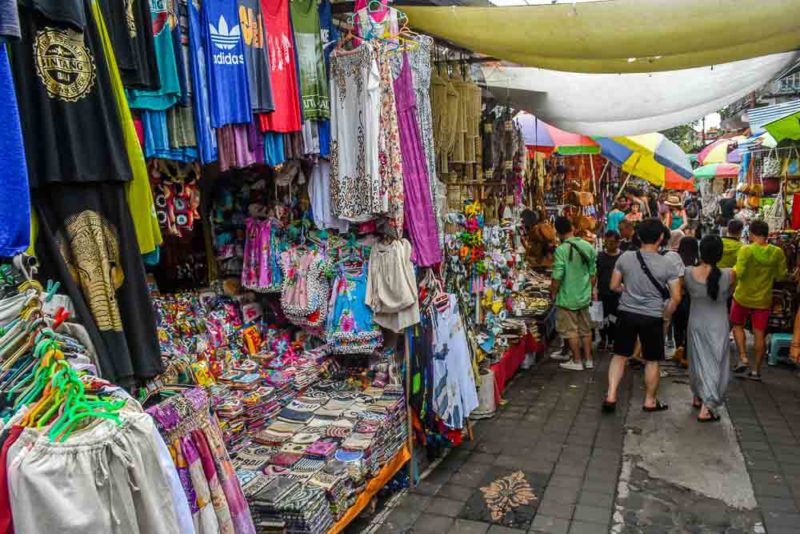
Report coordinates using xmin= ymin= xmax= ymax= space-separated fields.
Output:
xmin=764 ymin=184 xmax=786 ymax=233
xmin=761 ymin=147 xmax=782 ymax=179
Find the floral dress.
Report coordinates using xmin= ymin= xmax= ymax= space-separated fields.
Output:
xmin=326 ymin=264 xmax=383 ymax=354
xmin=329 ymin=43 xmax=383 ymax=222
xmin=280 ymin=248 xmax=329 ymax=329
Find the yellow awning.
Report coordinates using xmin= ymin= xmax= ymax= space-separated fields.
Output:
xmin=403 ymin=0 xmax=800 ymax=73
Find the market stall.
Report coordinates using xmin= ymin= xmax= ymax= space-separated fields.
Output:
xmin=0 ymin=0 xmax=557 ymax=531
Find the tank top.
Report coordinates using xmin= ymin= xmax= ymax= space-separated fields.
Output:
xmin=258 ymin=0 xmax=302 ymax=133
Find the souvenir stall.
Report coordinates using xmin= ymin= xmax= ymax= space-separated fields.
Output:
xmin=0 ymin=0 xmax=543 ymax=529
xmin=437 ymin=108 xmax=548 ymax=414
xmin=733 ymin=142 xmax=800 ymax=362
xmin=0 ymin=257 xmax=205 ymax=533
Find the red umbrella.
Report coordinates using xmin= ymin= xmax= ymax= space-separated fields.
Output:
xmin=665 ymin=168 xmax=696 ymax=192
xmin=515 ymin=113 xmax=599 ymax=155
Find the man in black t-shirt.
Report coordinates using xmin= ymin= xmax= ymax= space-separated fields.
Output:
xmin=596 ymin=230 xmax=622 ymax=348
xmin=718 ymin=189 xmax=738 ymax=226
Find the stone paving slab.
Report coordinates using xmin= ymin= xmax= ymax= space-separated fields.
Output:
xmin=359 ymin=350 xmax=800 ymax=534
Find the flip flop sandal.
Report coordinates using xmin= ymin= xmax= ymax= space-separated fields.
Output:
xmin=746 ymin=372 xmax=762 ymax=382
xmin=643 ymin=401 xmax=669 ymax=412
xmin=697 ymin=412 xmax=721 ymax=423
xmin=732 ymin=363 xmax=749 ymax=374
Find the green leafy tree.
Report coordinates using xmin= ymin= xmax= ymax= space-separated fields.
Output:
xmin=662 ymin=124 xmax=698 ymax=152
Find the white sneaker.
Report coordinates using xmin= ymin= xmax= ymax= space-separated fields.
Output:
xmin=560 ymin=361 xmax=584 ymax=371
xmin=584 ymin=360 xmax=594 ymax=369
xmin=550 ymin=350 xmax=571 ymax=361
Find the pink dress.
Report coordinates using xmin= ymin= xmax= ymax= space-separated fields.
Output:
xmin=394 ymin=53 xmax=442 ymax=266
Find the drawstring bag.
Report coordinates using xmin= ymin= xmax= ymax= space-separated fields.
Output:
xmin=764 ymin=185 xmax=786 ymax=233
xmin=761 ymin=147 xmax=782 ymax=179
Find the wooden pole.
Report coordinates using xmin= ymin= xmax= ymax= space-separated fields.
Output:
xmin=404 ymin=329 xmax=415 ymax=488
xmin=613 ymin=173 xmax=632 ymax=204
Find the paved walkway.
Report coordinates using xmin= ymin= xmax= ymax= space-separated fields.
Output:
xmin=363 ymin=349 xmax=800 ymax=534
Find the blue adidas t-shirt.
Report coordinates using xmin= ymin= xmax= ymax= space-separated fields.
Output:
xmin=188 ymin=0 xmax=218 ymax=163
xmin=202 ymin=0 xmax=251 ymax=127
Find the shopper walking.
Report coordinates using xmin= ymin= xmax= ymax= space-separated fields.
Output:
xmin=672 ymin=236 xmax=698 ymax=367
xmin=686 ymin=235 xmax=735 ymax=422
xmin=603 ymin=218 xmax=682 ymax=412
xmin=618 ymin=220 xmax=640 ymax=252
xmin=719 ymin=219 xmax=743 ymax=269
xmin=596 ymin=230 xmax=622 ymax=349
xmin=606 ymin=199 xmax=627 ymax=234
xmin=551 ymin=217 xmax=597 ymax=371
xmin=730 ymin=220 xmax=788 ymax=380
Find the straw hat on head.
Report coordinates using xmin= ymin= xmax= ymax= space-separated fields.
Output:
xmin=664 ymin=194 xmax=682 ymax=208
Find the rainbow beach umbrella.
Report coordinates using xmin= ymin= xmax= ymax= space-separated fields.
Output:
xmin=696 ymin=136 xmax=747 ymax=165
xmin=596 ymin=134 xmax=695 ymax=191
xmin=515 ymin=113 xmax=600 ymax=155
xmin=694 ymin=163 xmax=741 ymax=179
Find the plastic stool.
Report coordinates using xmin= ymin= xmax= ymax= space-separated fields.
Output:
xmin=768 ymin=333 xmax=794 ymax=366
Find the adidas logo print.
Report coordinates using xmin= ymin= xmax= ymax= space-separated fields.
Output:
xmin=210 ymin=15 xmax=241 ymax=50
xmin=210 ymin=14 xmax=245 ymax=65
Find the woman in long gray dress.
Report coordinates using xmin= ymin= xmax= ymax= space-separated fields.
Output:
xmin=686 ymin=235 xmax=736 ymax=422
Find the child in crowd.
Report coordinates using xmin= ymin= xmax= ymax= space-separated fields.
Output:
xmin=719 ymin=219 xmax=743 ymax=269
xmin=625 ymin=201 xmax=642 ymax=222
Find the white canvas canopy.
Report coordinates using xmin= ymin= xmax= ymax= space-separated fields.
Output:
xmin=481 ymin=52 xmax=798 ymax=136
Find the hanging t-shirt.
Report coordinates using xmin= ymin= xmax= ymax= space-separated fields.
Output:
xmin=290 ymin=0 xmax=328 ymax=121
xmin=188 ymin=0 xmax=217 ymax=163
xmin=93 ymin=0 xmax=162 ymax=255
xmin=33 ymin=182 xmax=164 ymax=384
xmin=142 ymin=110 xmax=198 ymax=162
xmin=0 ymin=0 xmax=20 ymax=40
xmin=10 ymin=0 xmax=132 ymax=187
xmin=317 ymin=0 xmax=336 ymax=156
xmin=238 ymin=0 xmax=274 ymax=112
xmin=98 ymin=0 xmax=160 ymax=89
xmin=19 ymin=0 xmax=86 ymax=29
xmin=258 ymin=0 xmax=301 ymax=132
xmin=172 ymin=0 xmax=190 ymax=105
xmin=127 ymin=0 xmax=181 ymax=110
xmin=202 ymin=0 xmax=252 ymax=127
xmin=0 ymin=46 xmax=30 ymax=256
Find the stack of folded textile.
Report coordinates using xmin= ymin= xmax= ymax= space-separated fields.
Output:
xmin=252 ymin=477 xmax=334 ymax=534
xmin=308 ymin=460 xmax=351 ymax=521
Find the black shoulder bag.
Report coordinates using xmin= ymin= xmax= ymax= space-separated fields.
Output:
xmin=635 ymin=251 xmax=670 ymax=300
xmin=568 ymin=241 xmax=590 ymax=267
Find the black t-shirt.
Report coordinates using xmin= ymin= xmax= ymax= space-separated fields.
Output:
xmin=620 ymin=235 xmax=641 ymax=252
xmin=33 ymin=182 xmax=163 ymax=384
xmin=10 ymin=0 xmax=132 ymax=188
xmin=98 ymin=0 xmax=160 ymax=89
xmin=19 ymin=0 xmax=85 ymax=29
xmin=719 ymin=197 xmax=737 ymax=221
xmin=597 ymin=251 xmax=621 ymax=298
xmin=0 ymin=0 xmax=20 ymax=40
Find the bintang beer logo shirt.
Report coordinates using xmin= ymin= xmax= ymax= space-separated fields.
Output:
xmin=10 ymin=0 xmax=132 ymax=187
xmin=203 ymin=0 xmax=252 ymax=127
